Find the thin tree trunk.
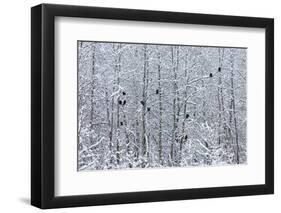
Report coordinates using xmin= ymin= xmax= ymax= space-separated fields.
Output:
xmin=109 ymin=85 xmax=115 ymax=164
xmin=220 ymin=50 xmax=227 ymax=144
xmin=176 ymin=47 xmax=180 ymax=164
xmin=105 ymin=90 xmax=113 ymax=165
xmin=217 ymin=48 xmax=222 ymax=145
xmin=217 ymin=48 xmax=226 ymax=146
xmin=115 ymin=44 xmax=122 ymax=165
xmin=141 ymin=45 xmax=148 ymax=159
xmin=90 ymin=44 xmax=96 ymax=144
xmin=230 ymin=50 xmax=240 ymax=164
xmin=135 ymin=118 xmax=140 ymax=159
xmin=157 ymin=49 xmax=163 ymax=164
xmin=109 ymin=44 xmax=116 ymax=165
xmin=122 ymin=111 xmax=132 ymax=167
xmin=146 ymin=48 xmax=150 ymax=161
xmin=171 ymin=46 xmax=179 ymax=165
xmin=180 ymin=52 xmax=189 ymax=163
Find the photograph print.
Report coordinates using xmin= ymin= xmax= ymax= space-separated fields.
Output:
xmin=77 ymin=41 xmax=247 ymax=171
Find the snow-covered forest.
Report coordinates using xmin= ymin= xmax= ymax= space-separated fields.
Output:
xmin=77 ymin=41 xmax=247 ymax=171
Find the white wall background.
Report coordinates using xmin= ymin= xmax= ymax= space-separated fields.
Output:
xmin=0 ymin=0 xmax=278 ymax=212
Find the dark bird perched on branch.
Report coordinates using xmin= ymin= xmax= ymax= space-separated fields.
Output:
xmin=147 ymin=107 xmax=151 ymax=112
xmin=185 ymin=135 xmax=188 ymax=140
xmin=140 ymin=100 xmax=145 ymax=106
xmin=156 ymin=89 xmax=159 ymax=94
xmin=218 ymin=67 xmax=221 ymax=72
xmin=123 ymin=100 xmax=126 ymax=106
xmin=120 ymin=122 xmax=123 ymax=126
xmin=122 ymin=91 xmax=126 ymax=95
xmin=186 ymin=114 xmax=189 ymax=119
xmin=118 ymin=100 xmax=122 ymax=105
xmin=209 ymin=73 xmax=213 ymax=78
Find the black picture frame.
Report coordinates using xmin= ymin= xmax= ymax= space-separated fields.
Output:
xmin=31 ymin=3 xmax=274 ymax=209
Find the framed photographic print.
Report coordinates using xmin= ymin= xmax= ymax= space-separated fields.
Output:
xmin=31 ymin=3 xmax=274 ymax=209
